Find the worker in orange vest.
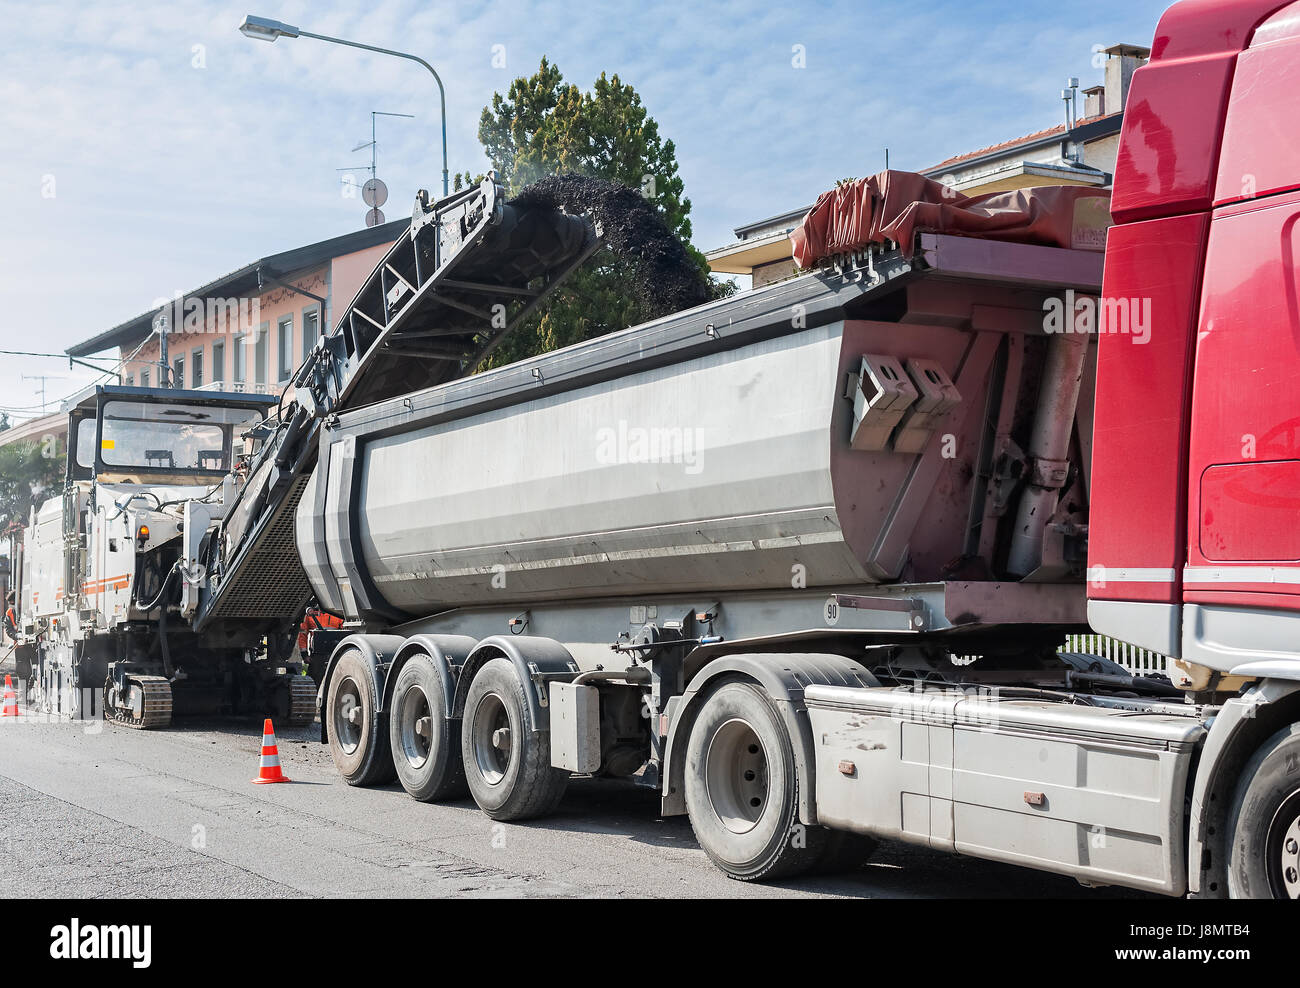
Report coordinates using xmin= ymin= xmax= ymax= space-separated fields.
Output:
xmin=3 ymin=591 xmax=17 ymax=642
xmin=297 ymin=606 xmax=344 ymax=652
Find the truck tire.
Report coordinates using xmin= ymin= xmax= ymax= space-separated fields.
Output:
xmin=461 ymin=658 xmax=568 ymax=821
xmin=1227 ymin=723 xmax=1300 ymax=899
xmin=684 ymin=680 xmax=827 ymax=881
xmin=389 ymin=653 xmax=465 ymax=802
xmin=326 ymin=649 xmax=395 ymax=787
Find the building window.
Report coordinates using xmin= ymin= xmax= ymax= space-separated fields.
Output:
xmin=233 ymin=334 xmax=246 ymax=382
xmin=212 ymin=340 xmax=225 ymax=383
xmin=277 ymin=314 xmax=293 ymax=382
xmin=173 ymin=356 xmax=184 ymax=389
xmin=191 ymin=348 xmax=204 ymax=388
xmin=255 ymin=322 xmax=268 ymax=385
xmin=140 ymin=369 xmax=150 ymax=388
xmin=302 ymin=307 xmax=320 ymax=357
xmin=125 ymin=374 xmax=134 ymax=387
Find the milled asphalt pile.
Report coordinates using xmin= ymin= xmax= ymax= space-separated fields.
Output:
xmin=511 ymin=174 xmax=712 ymax=320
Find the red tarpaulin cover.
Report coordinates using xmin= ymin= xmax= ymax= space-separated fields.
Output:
xmin=790 ymin=170 xmax=1111 ymax=267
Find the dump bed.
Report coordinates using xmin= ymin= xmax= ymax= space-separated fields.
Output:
xmin=297 ymin=233 xmax=1104 ymax=624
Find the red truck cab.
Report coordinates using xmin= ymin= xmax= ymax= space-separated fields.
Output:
xmin=1090 ymin=0 xmax=1300 ymax=691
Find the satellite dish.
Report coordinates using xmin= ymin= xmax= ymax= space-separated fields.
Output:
xmin=362 ymin=178 xmax=388 ymax=208
xmin=365 ymin=206 xmax=386 ymax=227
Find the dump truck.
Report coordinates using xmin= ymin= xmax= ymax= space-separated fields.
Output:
xmin=280 ymin=0 xmax=1293 ymax=898
xmin=9 ymin=386 xmax=317 ymax=727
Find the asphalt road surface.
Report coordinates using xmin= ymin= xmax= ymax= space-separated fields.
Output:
xmin=0 ymin=707 xmax=1154 ymax=899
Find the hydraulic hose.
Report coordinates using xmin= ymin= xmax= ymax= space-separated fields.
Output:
xmin=158 ymin=606 xmax=173 ymax=679
xmin=133 ymin=564 xmax=180 ymax=679
xmin=134 ymin=562 xmax=180 ymax=614
xmin=1006 ymin=332 xmax=1089 ymax=576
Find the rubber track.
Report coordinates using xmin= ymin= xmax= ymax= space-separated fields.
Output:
xmin=106 ymin=676 xmax=173 ymax=730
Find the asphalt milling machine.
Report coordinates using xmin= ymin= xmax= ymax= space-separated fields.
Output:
xmin=9 ymin=173 xmax=607 ymax=728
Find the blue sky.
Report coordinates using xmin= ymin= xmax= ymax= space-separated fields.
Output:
xmin=0 ymin=0 xmax=1166 ymax=417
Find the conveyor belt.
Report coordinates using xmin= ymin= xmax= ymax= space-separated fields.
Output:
xmin=193 ymin=174 xmax=600 ymax=635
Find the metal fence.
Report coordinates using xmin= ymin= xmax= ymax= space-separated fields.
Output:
xmin=195 ymin=381 xmax=274 ymax=395
xmin=1060 ymin=633 xmax=1170 ymax=676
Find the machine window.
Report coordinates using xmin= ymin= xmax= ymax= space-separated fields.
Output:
xmin=99 ymin=400 xmax=262 ymax=472
xmin=75 ymin=418 xmax=97 ymax=470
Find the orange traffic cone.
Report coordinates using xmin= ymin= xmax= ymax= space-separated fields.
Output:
xmin=251 ymin=718 xmax=290 ymax=784
xmin=1 ymin=674 xmax=18 ymax=718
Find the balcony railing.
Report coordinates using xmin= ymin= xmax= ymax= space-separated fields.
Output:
xmin=193 ymin=381 xmax=274 ymax=395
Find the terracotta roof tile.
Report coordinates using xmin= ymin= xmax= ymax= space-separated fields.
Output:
xmin=924 ymin=111 xmax=1122 ymax=173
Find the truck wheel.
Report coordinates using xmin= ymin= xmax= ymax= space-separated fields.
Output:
xmin=684 ymin=680 xmax=826 ymax=881
xmin=1227 ymin=723 xmax=1300 ymax=899
xmin=389 ymin=653 xmax=465 ymax=802
xmin=461 ymin=658 xmax=568 ymax=821
xmin=326 ymin=649 xmax=395 ymax=787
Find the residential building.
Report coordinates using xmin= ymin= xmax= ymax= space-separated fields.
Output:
xmin=0 ymin=411 xmax=66 ymax=459
xmin=65 ymin=220 xmax=407 ymax=400
xmin=0 ymin=221 xmax=406 ymax=459
xmin=706 ymin=43 xmax=1149 ymax=288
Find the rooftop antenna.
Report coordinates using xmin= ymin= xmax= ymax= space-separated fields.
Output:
xmin=21 ymin=374 xmax=66 ymax=415
xmin=337 ymin=110 xmax=414 ymax=227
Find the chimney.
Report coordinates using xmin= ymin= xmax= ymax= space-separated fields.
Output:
xmin=1102 ymin=43 xmax=1150 ymax=115
xmin=1082 ymin=84 xmax=1106 ymax=119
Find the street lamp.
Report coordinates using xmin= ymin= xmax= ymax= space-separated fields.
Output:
xmin=239 ymin=14 xmax=450 ymax=197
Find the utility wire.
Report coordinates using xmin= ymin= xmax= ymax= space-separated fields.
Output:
xmin=3 ymin=341 xmax=145 ymax=419
xmin=5 ymin=324 xmax=166 ymax=418
xmin=1 ymin=346 xmax=127 ymax=416
xmin=0 ymin=349 xmax=119 ymax=364
xmin=55 ymin=333 xmax=156 ymax=409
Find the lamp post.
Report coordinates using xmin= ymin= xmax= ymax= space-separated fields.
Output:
xmin=239 ymin=15 xmax=450 ymax=197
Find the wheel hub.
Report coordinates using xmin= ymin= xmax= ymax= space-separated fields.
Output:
xmin=333 ymin=679 xmax=363 ymax=755
xmin=397 ymin=685 xmax=433 ymax=770
xmin=704 ymin=718 xmax=769 ymax=835
xmin=472 ymin=692 xmax=512 ymax=786
xmin=1273 ymin=794 xmax=1300 ymax=899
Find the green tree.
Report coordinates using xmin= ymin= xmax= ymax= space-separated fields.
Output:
xmin=0 ymin=422 xmax=64 ymax=529
xmin=476 ymin=59 xmax=732 ymax=366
